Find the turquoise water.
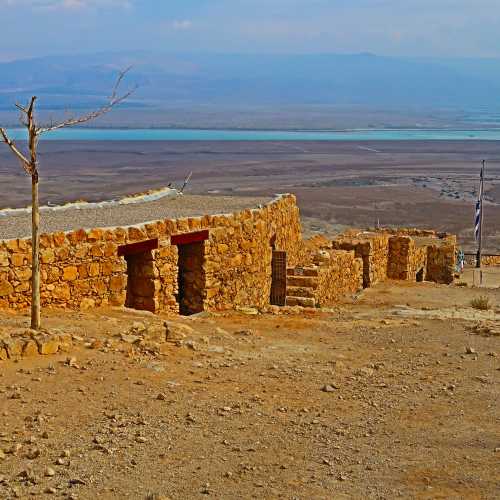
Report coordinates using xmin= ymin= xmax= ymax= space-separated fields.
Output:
xmin=5 ymin=128 xmax=500 ymax=141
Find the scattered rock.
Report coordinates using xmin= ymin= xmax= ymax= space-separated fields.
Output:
xmin=322 ymin=384 xmax=338 ymax=392
xmin=236 ymin=307 xmax=259 ymax=315
xmin=45 ymin=466 xmax=56 ymax=477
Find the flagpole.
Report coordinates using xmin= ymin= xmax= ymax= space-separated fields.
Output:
xmin=476 ymin=159 xmax=485 ymax=269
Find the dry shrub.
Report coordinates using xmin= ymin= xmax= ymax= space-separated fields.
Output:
xmin=470 ymin=295 xmax=492 ymax=311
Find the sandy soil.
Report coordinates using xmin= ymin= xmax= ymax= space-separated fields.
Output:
xmin=1 ymin=141 xmax=499 ymax=252
xmin=1 ymin=280 xmax=499 ymax=499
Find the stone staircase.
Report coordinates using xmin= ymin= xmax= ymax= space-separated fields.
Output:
xmin=285 ymin=267 xmax=319 ymax=307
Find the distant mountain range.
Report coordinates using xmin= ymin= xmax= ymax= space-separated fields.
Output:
xmin=1 ymin=51 xmax=499 ymax=128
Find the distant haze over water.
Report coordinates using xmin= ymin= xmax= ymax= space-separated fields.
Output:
xmin=6 ymin=128 xmax=500 ymax=141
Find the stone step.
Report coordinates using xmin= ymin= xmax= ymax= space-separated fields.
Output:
xmin=287 ymin=275 xmax=318 ymax=289
xmin=286 ymin=286 xmax=315 ymax=298
xmin=286 ymin=296 xmax=316 ymax=308
xmin=287 ymin=267 xmax=319 ymax=277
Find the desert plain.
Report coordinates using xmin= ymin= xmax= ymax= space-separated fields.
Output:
xmin=1 ymin=140 xmax=499 ymax=253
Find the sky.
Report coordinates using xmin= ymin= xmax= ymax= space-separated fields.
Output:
xmin=1 ymin=0 xmax=500 ymax=61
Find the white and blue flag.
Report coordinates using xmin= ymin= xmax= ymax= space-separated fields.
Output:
xmin=474 ymin=164 xmax=484 ymax=241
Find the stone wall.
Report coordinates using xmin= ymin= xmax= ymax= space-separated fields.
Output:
xmin=335 ymin=229 xmax=456 ymax=286
xmin=332 ymin=233 xmax=389 ymax=288
xmin=426 ymin=244 xmax=456 ymax=284
xmin=481 ymin=255 xmax=500 ymax=267
xmin=387 ymin=236 xmax=427 ymax=281
xmin=0 ymin=194 xmax=302 ymax=314
xmin=314 ymin=250 xmax=363 ymax=306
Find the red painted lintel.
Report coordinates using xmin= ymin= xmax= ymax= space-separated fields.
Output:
xmin=118 ymin=238 xmax=159 ymax=256
xmin=171 ymin=230 xmax=209 ymax=246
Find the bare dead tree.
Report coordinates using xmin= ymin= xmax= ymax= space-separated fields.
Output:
xmin=0 ymin=68 xmax=136 ymax=330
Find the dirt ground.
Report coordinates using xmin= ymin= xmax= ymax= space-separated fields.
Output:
xmin=0 ymin=280 xmax=499 ymax=500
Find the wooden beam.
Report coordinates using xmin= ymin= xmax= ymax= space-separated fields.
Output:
xmin=118 ymin=238 xmax=159 ymax=256
xmin=171 ymin=230 xmax=209 ymax=246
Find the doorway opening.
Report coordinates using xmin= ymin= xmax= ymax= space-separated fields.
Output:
xmin=171 ymin=230 xmax=209 ymax=316
xmin=270 ymin=250 xmax=287 ymax=306
xmin=416 ymin=267 xmax=425 ymax=282
xmin=177 ymin=242 xmax=205 ymax=315
xmin=118 ymin=239 xmax=159 ymax=312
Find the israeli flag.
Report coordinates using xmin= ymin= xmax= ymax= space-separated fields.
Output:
xmin=474 ymin=199 xmax=481 ymax=241
xmin=474 ymin=165 xmax=484 ymax=241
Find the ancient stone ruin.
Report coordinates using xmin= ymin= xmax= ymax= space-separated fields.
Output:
xmin=0 ymin=194 xmax=456 ymax=315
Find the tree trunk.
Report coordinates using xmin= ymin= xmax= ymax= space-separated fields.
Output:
xmin=31 ymin=172 xmax=41 ymax=330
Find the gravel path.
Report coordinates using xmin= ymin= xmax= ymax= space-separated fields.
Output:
xmin=0 ymin=195 xmax=271 ymax=240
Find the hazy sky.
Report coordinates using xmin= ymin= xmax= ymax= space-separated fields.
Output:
xmin=1 ymin=0 xmax=499 ymax=61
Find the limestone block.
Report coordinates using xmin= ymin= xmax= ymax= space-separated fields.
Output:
xmin=0 ymin=345 xmax=10 ymax=360
xmin=36 ymin=336 xmax=60 ymax=355
xmin=80 ymin=298 xmax=96 ymax=311
xmin=10 ymin=253 xmax=25 ymax=267
xmin=104 ymin=242 xmax=117 ymax=257
xmin=63 ymin=266 xmax=78 ymax=281
xmin=5 ymin=240 xmax=19 ymax=252
xmin=52 ymin=232 xmax=66 ymax=247
xmin=53 ymin=283 xmax=71 ymax=301
xmin=87 ymin=228 xmax=103 ymax=242
xmin=88 ymin=262 xmax=100 ymax=277
xmin=40 ymin=249 xmax=55 ymax=264
xmin=90 ymin=244 xmax=104 ymax=258
xmin=128 ymin=227 xmax=146 ymax=241
xmin=40 ymin=234 xmax=53 ymax=248
xmin=110 ymin=292 xmax=126 ymax=306
xmin=67 ymin=229 xmax=87 ymax=245
xmin=3 ymin=338 xmax=24 ymax=357
xmin=15 ymin=268 xmax=31 ymax=281
xmin=0 ymin=252 xmax=9 ymax=267
xmin=110 ymin=275 xmax=127 ymax=291
xmin=15 ymin=282 xmax=30 ymax=293
xmin=101 ymin=261 xmax=113 ymax=276
xmin=55 ymin=246 xmax=70 ymax=260
xmin=22 ymin=340 xmax=39 ymax=357
xmin=0 ymin=280 xmax=14 ymax=297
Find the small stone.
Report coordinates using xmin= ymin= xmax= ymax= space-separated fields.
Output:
xmin=136 ymin=436 xmax=147 ymax=443
xmin=66 ymin=356 xmax=76 ymax=366
xmin=322 ymin=384 xmax=338 ymax=392
xmin=185 ymin=340 xmax=197 ymax=351
xmin=44 ymin=487 xmax=57 ymax=494
xmin=6 ymin=443 xmax=22 ymax=455
xmin=45 ymin=466 xmax=56 ymax=477
xmin=121 ymin=334 xmax=142 ymax=344
xmin=26 ymin=447 xmax=41 ymax=459
xmin=156 ymin=393 xmax=166 ymax=401
xmin=465 ymin=346 xmax=476 ymax=355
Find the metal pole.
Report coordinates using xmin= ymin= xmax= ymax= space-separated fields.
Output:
xmin=476 ymin=160 xmax=485 ymax=269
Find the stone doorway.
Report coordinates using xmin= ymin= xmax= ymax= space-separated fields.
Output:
xmin=118 ymin=239 xmax=159 ymax=312
xmin=171 ymin=230 xmax=209 ymax=316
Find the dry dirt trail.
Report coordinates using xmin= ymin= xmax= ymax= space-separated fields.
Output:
xmin=0 ymin=281 xmax=499 ymax=499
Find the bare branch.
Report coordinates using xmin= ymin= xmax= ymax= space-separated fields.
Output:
xmin=0 ymin=127 xmax=31 ymax=173
xmin=15 ymin=102 xmax=29 ymax=114
xmin=36 ymin=68 xmax=137 ymax=135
